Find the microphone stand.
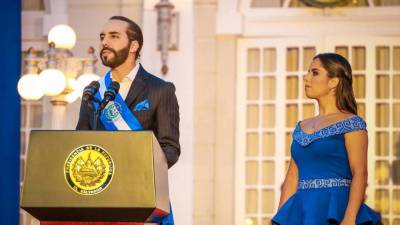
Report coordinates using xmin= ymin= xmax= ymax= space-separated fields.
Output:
xmin=94 ymin=110 xmax=100 ymax=130
xmin=91 ymin=98 xmax=101 ymax=130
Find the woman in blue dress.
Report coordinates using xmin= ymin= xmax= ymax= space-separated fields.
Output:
xmin=272 ymin=53 xmax=381 ymax=225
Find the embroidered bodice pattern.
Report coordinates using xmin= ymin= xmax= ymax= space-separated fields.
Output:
xmin=293 ymin=116 xmax=366 ymax=146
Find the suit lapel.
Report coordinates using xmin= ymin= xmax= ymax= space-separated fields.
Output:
xmin=125 ymin=64 xmax=149 ymax=108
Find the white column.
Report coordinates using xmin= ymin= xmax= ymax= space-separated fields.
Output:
xmin=50 ymin=90 xmax=69 ymax=129
xmin=143 ymin=1 xmax=194 ymax=225
xmin=51 ymin=103 xmax=67 ymax=130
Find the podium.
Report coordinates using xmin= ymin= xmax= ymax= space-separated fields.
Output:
xmin=21 ymin=130 xmax=170 ymax=225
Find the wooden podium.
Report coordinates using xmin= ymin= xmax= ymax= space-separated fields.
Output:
xmin=21 ymin=131 xmax=170 ymax=225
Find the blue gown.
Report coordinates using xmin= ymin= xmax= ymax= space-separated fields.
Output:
xmin=272 ymin=115 xmax=381 ymax=225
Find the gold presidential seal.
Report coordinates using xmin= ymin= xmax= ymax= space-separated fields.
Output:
xmin=64 ymin=144 xmax=114 ymax=195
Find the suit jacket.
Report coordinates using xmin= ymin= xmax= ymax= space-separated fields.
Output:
xmin=76 ymin=65 xmax=180 ymax=168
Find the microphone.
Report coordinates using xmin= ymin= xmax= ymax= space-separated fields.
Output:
xmin=82 ymin=81 xmax=100 ymax=110
xmin=98 ymin=81 xmax=120 ymax=112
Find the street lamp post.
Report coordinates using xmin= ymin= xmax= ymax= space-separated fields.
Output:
xmin=18 ymin=24 xmax=100 ymax=129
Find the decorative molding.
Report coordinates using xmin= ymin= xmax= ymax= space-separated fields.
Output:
xmin=243 ymin=6 xmax=400 ymax=21
xmin=217 ymin=1 xmax=400 ymax=35
xmin=241 ymin=7 xmax=400 ymax=36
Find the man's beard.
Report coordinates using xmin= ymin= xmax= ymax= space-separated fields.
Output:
xmin=100 ymin=44 xmax=130 ymax=69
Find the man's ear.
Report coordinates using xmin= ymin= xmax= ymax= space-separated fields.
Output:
xmin=130 ymin=40 xmax=139 ymax=54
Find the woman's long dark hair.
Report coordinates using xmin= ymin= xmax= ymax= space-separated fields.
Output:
xmin=313 ymin=53 xmax=358 ymax=115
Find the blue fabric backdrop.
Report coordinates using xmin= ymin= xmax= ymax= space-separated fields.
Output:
xmin=0 ymin=0 xmax=21 ymax=224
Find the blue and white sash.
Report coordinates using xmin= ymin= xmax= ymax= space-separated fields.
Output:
xmin=94 ymin=72 xmax=142 ymax=131
xmin=94 ymin=71 xmax=174 ymax=225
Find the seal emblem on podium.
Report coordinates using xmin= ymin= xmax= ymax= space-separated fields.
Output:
xmin=64 ymin=144 xmax=114 ymax=195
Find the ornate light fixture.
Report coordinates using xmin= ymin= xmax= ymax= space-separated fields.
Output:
xmin=17 ymin=24 xmax=100 ymax=128
xmin=155 ymin=0 xmax=178 ymax=76
xmin=18 ymin=24 xmax=99 ymax=103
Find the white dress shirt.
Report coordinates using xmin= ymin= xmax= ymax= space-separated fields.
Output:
xmin=110 ymin=63 xmax=139 ymax=100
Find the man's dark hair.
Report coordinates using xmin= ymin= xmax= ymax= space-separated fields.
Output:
xmin=109 ymin=16 xmax=143 ymax=60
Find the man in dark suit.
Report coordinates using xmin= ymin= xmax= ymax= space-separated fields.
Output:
xmin=76 ymin=16 xmax=180 ymax=169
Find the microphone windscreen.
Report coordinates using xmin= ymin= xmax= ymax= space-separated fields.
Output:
xmin=90 ymin=81 xmax=100 ymax=90
xmin=109 ymin=81 xmax=120 ymax=93
xmin=82 ymin=81 xmax=100 ymax=102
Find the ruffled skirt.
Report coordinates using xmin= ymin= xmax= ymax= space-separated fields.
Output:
xmin=272 ymin=187 xmax=380 ymax=225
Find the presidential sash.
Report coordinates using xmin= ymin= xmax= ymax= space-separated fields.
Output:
xmin=94 ymin=72 xmax=143 ymax=131
xmin=94 ymin=71 xmax=174 ymax=225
